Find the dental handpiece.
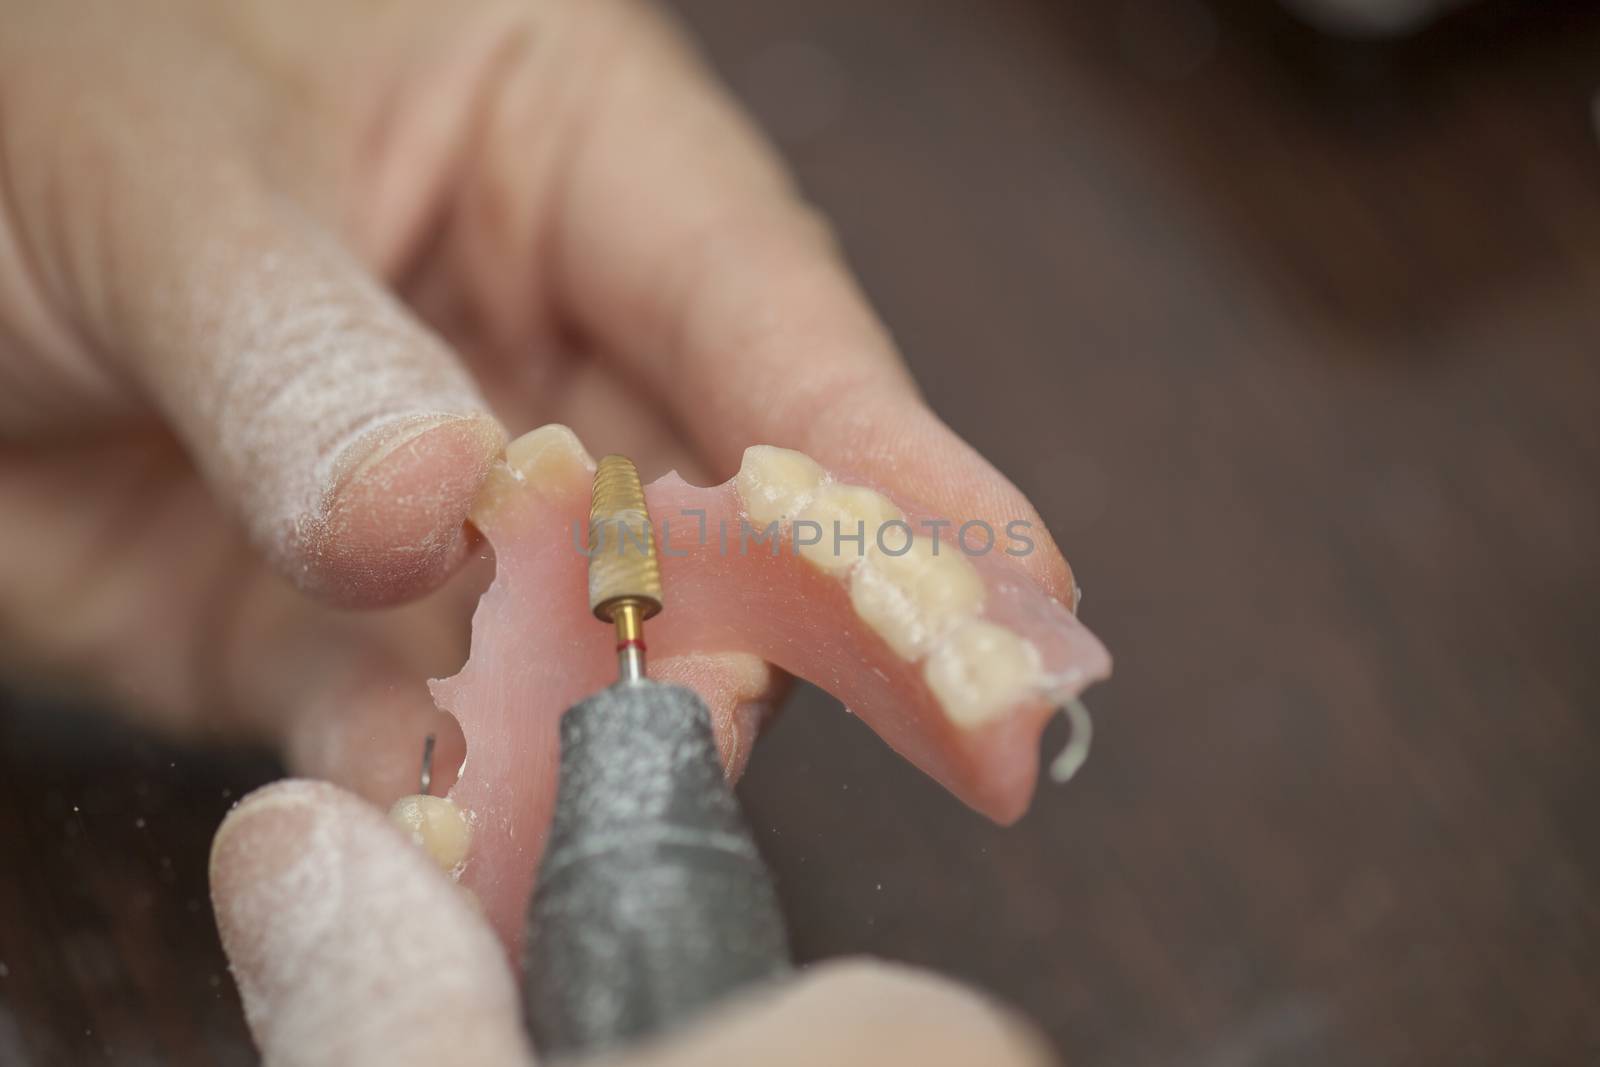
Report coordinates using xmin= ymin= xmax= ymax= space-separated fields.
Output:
xmin=520 ymin=455 xmax=791 ymax=1057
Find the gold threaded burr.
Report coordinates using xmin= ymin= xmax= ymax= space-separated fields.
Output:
xmin=588 ymin=454 xmax=662 ymax=683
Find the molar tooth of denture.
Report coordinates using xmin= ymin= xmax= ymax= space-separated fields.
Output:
xmin=473 ymin=424 xmax=594 ymax=523
xmin=849 ymin=536 xmax=986 ymax=660
xmin=923 ymin=619 xmax=1043 ymax=729
xmin=735 ymin=445 xmax=829 ymax=527
xmin=388 ymin=794 xmax=473 ymax=874
xmin=793 ymin=484 xmax=902 ymax=575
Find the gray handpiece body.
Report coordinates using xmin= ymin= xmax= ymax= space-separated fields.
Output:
xmin=522 ymin=679 xmax=790 ymax=1057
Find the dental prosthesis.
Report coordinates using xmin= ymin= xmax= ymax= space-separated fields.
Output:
xmin=386 ymin=426 xmax=1111 ymax=949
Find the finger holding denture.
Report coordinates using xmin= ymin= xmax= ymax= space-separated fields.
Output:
xmin=211 ymin=781 xmax=529 ymax=1067
xmin=428 ymin=425 xmax=1111 ymax=950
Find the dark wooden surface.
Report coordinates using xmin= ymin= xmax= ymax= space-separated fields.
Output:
xmin=3 ymin=1 xmax=1599 ymax=1063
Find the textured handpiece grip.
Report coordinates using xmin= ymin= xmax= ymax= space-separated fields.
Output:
xmin=522 ymin=681 xmax=791 ymax=1056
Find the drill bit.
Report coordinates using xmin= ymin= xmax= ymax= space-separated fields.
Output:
xmin=587 ymin=454 xmax=663 ymax=683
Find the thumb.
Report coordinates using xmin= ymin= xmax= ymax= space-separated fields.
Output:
xmin=210 ymin=780 xmax=532 ymax=1067
xmin=68 ymin=162 xmax=501 ymax=605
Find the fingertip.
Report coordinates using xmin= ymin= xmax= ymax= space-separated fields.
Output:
xmin=208 ymin=778 xmax=528 ymax=1067
xmin=296 ymin=412 xmax=506 ymax=607
xmin=208 ymin=780 xmax=349 ymax=995
xmin=209 ymin=779 xmax=335 ymax=891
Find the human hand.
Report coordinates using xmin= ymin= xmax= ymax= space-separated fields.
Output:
xmin=0 ymin=0 xmax=1078 ymax=802
xmin=3 ymin=2 xmax=1095 ymax=1058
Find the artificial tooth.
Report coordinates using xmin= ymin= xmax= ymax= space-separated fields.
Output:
xmin=735 ymin=445 xmax=829 ymax=528
xmin=849 ymin=536 xmax=986 ymax=660
xmin=923 ymin=619 xmax=1043 ymax=728
xmin=792 ymin=484 xmax=902 ymax=575
xmin=473 ymin=424 xmax=594 ymax=523
xmin=388 ymin=794 xmax=473 ymax=874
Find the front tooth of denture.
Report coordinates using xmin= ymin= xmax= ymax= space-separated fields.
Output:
xmin=472 ymin=424 xmax=594 ymax=523
xmin=735 ymin=445 xmax=829 ymax=527
xmin=923 ymin=619 xmax=1044 ymax=729
xmin=792 ymin=484 xmax=902 ymax=575
xmin=388 ymin=794 xmax=473 ymax=875
xmin=849 ymin=536 xmax=986 ymax=660
xmin=505 ymin=423 xmax=593 ymax=477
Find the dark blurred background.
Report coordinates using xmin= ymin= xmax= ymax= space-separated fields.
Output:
xmin=3 ymin=0 xmax=1598 ymax=1063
